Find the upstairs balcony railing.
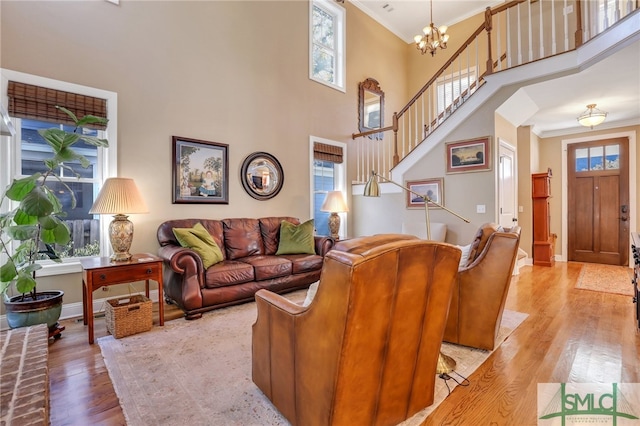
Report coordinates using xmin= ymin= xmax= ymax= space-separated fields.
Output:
xmin=352 ymin=0 xmax=639 ymax=183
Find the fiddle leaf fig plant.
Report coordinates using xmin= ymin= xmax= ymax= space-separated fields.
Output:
xmin=0 ymin=106 xmax=108 ymax=301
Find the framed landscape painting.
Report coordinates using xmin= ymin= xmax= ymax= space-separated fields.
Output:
xmin=172 ymin=136 xmax=229 ymax=204
xmin=405 ymin=178 xmax=444 ymax=209
xmin=445 ymin=137 xmax=491 ymax=174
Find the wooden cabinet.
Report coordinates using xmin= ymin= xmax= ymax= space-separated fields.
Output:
xmin=532 ymin=170 xmax=555 ymax=266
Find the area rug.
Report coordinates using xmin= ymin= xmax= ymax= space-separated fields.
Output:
xmin=575 ymin=262 xmax=633 ymax=296
xmin=98 ymin=290 xmax=528 ymax=426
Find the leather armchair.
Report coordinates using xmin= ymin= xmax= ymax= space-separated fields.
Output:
xmin=443 ymin=224 xmax=522 ymax=350
xmin=252 ymin=234 xmax=461 ymax=426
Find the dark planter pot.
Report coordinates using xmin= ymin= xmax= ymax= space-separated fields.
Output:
xmin=4 ymin=290 xmax=64 ymax=332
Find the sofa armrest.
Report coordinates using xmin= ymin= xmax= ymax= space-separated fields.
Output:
xmin=314 ymin=235 xmax=334 ymax=256
xmin=158 ymin=244 xmax=204 ymax=279
xmin=158 ymin=244 xmax=206 ymax=313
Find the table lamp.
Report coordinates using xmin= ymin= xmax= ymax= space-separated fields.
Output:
xmin=89 ymin=177 xmax=148 ymax=261
xmin=320 ymin=190 xmax=349 ymax=240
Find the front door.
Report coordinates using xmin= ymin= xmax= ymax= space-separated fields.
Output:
xmin=567 ymin=138 xmax=629 ymax=265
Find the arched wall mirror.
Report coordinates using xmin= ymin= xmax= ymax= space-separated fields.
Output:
xmin=358 ymin=78 xmax=384 ymax=140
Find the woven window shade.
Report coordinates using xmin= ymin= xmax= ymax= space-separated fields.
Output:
xmin=7 ymin=81 xmax=107 ymax=130
xmin=313 ymin=142 xmax=343 ymax=164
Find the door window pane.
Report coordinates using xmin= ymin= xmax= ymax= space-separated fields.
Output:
xmin=589 ymin=146 xmax=603 ymax=170
xmin=605 ymin=144 xmax=620 ymax=169
xmin=575 ymin=148 xmax=588 ymax=171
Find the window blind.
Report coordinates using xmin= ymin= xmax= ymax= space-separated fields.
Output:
xmin=7 ymin=81 xmax=107 ymax=129
xmin=313 ymin=142 xmax=343 ymax=164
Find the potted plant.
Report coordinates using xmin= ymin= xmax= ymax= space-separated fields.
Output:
xmin=0 ymin=107 xmax=108 ymax=337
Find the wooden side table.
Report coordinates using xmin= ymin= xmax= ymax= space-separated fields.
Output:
xmin=80 ymin=253 xmax=164 ymax=344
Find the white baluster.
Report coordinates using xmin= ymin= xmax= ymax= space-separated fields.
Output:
xmin=551 ymin=0 xmax=557 ymax=54
xmin=507 ymin=7 xmax=512 ymax=68
xmin=517 ymin=4 xmax=523 ymax=65
xmin=539 ymin=0 xmax=545 ymax=59
xmin=528 ymin=0 xmax=533 ymax=62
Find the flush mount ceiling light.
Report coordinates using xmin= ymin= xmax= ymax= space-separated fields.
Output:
xmin=413 ymin=0 xmax=449 ymax=56
xmin=577 ymin=104 xmax=607 ymax=129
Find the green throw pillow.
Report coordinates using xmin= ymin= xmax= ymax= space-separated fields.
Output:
xmin=276 ymin=219 xmax=315 ymax=255
xmin=172 ymin=222 xmax=223 ymax=268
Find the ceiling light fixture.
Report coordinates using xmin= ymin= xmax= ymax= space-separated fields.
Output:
xmin=577 ymin=104 xmax=607 ymax=129
xmin=413 ymin=0 xmax=449 ymax=56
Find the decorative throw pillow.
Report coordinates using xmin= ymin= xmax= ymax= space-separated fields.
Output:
xmin=172 ymin=222 xmax=223 ymax=269
xmin=456 ymin=243 xmax=472 ymax=269
xmin=276 ymin=219 xmax=315 ymax=255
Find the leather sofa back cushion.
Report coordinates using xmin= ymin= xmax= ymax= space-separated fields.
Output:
xmin=259 ymin=217 xmax=299 ymax=255
xmin=223 ymin=218 xmax=264 ymax=260
xmin=276 ymin=219 xmax=316 ymax=255
xmin=172 ymin=222 xmax=224 ymax=269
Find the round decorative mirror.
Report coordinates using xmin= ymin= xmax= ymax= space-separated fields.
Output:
xmin=240 ymin=152 xmax=284 ymax=200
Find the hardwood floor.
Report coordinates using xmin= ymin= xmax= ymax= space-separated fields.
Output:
xmin=46 ymin=262 xmax=640 ymax=425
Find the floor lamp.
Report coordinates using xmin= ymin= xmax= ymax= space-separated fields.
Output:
xmin=364 ymin=170 xmax=471 ymax=387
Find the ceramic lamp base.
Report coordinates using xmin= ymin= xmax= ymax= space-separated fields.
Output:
xmin=109 ymin=214 xmax=134 ymax=261
xmin=328 ymin=212 xmax=340 ymax=240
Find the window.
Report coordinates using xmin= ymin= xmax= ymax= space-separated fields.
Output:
xmin=1 ymin=69 xmax=117 ymax=275
xmin=575 ymin=144 xmax=620 ymax=172
xmin=436 ymin=68 xmax=477 ymax=117
xmin=310 ymin=138 xmax=347 ymax=237
xmin=310 ymin=0 xmax=345 ymax=92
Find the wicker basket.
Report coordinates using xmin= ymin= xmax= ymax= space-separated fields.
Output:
xmin=105 ymin=295 xmax=153 ymax=339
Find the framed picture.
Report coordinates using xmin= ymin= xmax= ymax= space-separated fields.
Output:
xmin=172 ymin=136 xmax=229 ymax=204
xmin=405 ymin=178 xmax=444 ymax=209
xmin=445 ymin=137 xmax=492 ymax=174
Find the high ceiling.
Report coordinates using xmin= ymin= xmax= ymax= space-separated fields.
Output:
xmin=351 ymin=0 xmax=640 ymax=137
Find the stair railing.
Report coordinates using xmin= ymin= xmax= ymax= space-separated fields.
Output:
xmin=352 ymin=0 xmax=638 ymax=184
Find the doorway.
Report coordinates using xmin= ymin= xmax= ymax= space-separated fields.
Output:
xmin=567 ymin=137 xmax=629 ymax=265
xmin=498 ymin=140 xmax=518 ymax=230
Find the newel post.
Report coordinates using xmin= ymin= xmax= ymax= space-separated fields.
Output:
xmin=392 ymin=112 xmax=399 ymax=167
xmin=485 ymin=7 xmax=494 ymax=75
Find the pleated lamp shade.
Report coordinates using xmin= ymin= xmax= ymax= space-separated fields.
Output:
xmin=89 ymin=178 xmax=148 ymax=215
xmin=90 ymin=178 xmax=148 ymax=261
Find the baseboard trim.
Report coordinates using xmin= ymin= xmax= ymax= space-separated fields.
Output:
xmin=0 ymin=290 xmax=159 ymax=332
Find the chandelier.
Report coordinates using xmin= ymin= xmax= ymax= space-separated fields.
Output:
xmin=577 ymin=104 xmax=607 ymax=129
xmin=413 ymin=0 xmax=449 ymax=56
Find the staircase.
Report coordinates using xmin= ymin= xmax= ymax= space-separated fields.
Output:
xmin=352 ymin=0 xmax=639 ymax=183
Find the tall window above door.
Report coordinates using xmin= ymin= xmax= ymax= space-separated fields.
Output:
xmin=309 ymin=0 xmax=345 ymax=92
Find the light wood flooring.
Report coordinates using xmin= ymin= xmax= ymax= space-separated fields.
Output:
xmin=47 ymin=262 xmax=640 ymax=425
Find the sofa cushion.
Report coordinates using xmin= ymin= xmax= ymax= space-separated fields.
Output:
xmin=204 ymin=260 xmax=255 ymax=288
xmin=172 ymin=223 xmax=224 ymax=269
xmin=260 ymin=217 xmax=299 ymax=255
xmin=276 ymin=219 xmax=315 ymax=255
xmin=223 ymin=218 xmax=264 ymax=260
xmin=279 ymin=254 xmax=324 ymax=274
xmin=238 ymin=255 xmax=292 ymax=281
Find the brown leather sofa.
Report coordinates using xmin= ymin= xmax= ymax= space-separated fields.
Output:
xmin=157 ymin=217 xmax=333 ymax=319
xmin=252 ymin=234 xmax=461 ymax=426
xmin=443 ymin=223 xmax=522 ymax=350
